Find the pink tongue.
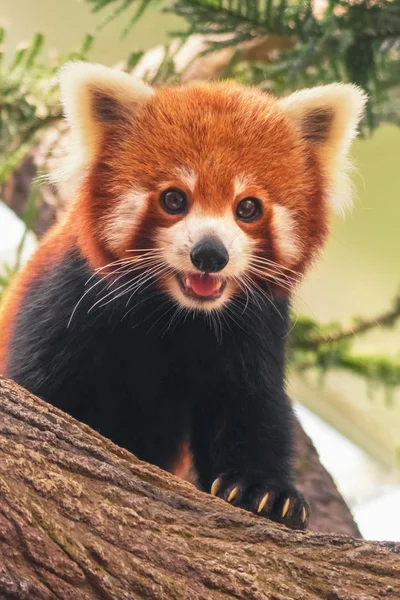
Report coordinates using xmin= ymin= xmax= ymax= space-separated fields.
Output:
xmin=188 ymin=274 xmax=219 ymax=297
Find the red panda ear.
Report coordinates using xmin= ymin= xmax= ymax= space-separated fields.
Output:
xmin=58 ymin=61 xmax=153 ymax=178
xmin=279 ymin=84 xmax=367 ymax=215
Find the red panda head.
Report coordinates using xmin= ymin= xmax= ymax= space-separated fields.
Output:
xmin=59 ymin=62 xmax=366 ymax=311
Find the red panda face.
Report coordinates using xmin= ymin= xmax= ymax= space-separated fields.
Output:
xmin=60 ymin=63 xmax=366 ymax=312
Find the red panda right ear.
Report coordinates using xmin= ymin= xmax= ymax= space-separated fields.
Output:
xmin=279 ymin=84 xmax=367 ymax=215
xmin=58 ymin=61 xmax=154 ymax=180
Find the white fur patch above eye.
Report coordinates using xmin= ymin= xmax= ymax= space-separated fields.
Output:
xmin=175 ymin=167 xmax=197 ymax=192
xmin=271 ymin=205 xmax=302 ymax=265
xmin=103 ymin=189 xmax=148 ymax=252
xmin=156 ymin=209 xmax=253 ymax=279
xmin=234 ymin=174 xmax=254 ymax=197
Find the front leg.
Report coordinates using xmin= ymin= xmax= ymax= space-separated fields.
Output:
xmin=192 ymin=385 xmax=309 ymax=530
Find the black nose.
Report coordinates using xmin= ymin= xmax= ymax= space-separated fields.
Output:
xmin=190 ymin=237 xmax=229 ymax=273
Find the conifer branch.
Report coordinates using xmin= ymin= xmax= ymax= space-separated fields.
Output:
xmin=289 ymin=296 xmax=400 ymax=389
xmin=85 ymin=0 xmax=400 ymax=129
xmin=294 ymin=296 xmax=400 ymax=351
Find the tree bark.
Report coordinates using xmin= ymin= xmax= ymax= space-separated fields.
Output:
xmin=1 ymin=375 xmax=396 ymax=600
xmin=294 ymin=423 xmax=361 ymax=537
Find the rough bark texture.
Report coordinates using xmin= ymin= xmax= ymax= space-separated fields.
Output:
xmin=0 ymin=375 xmax=397 ymax=600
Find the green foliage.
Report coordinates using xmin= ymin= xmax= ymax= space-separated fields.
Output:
xmin=0 ymin=262 xmax=19 ymax=303
xmin=166 ymin=0 xmax=400 ymax=128
xmin=289 ymin=301 xmax=400 ymax=395
xmin=169 ymin=0 xmax=302 ymax=38
xmin=89 ymin=0 xmax=400 ymax=128
xmin=0 ymin=31 xmax=93 ymax=182
xmin=86 ymin=0 xmax=160 ymax=37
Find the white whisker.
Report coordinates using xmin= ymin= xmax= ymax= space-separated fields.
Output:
xmin=123 ymin=264 xmax=175 ymax=307
xmin=247 ymin=262 xmax=299 ymax=285
xmin=247 ymin=254 xmax=299 ymax=276
xmin=125 ymin=248 xmax=166 ymax=253
xmin=240 ymin=273 xmax=285 ymax=321
xmin=90 ymin=262 xmax=169 ymax=312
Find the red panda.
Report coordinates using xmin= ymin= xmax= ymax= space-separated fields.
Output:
xmin=0 ymin=62 xmax=366 ymax=530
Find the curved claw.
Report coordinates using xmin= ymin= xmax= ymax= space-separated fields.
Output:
xmin=227 ymin=486 xmax=239 ymax=503
xmin=281 ymin=498 xmax=291 ymax=518
xmin=257 ymin=492 xmax=270 ymax=513
xmin=211 ymin=477 xmax=221 ymax=496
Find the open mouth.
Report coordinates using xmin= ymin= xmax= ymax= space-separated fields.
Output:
xmin=177 ymin=273 xmax=226 ymax=301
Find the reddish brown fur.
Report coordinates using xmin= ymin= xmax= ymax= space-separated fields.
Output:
xmin=74 ymin=82 xmax=329 ymax=274
xmin=170 ymin=440 xmax=193 ymax=481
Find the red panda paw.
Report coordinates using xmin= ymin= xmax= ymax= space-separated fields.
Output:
xmin=210 ymin=472 xmax=309 ymax=531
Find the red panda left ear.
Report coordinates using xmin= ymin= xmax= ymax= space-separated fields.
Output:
xmin=279 ymin=84 xmax=367 ymax=215
xmin=58 ymin=61 xmax=154 ymax=182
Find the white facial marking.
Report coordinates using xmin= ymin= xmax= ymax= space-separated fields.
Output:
xmin=158 ymin=209 xmax=253 ymax=276
xmin=156 ymin=207 xmax=254 ymax=310
xmin=175 ymin=167 xmax=197 ymax=192
xmin=234 ymin=174 xmax=254 ymax=197
xmin=104 ymin=189 xmax=148 ymax=252
xmin=271 ymin=204 xmax=302 ymax=265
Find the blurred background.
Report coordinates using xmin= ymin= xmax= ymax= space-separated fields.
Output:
xmin=1 ymin=0 xmax=399 ymax=540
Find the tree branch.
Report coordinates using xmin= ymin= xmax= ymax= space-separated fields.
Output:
xmin=295 ymin=296 xmax=400 ymax=351
xmin=0 ymin=375 xmax=398 ymax=599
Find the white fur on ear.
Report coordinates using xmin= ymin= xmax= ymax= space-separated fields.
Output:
xmin=279 ymin=83 xmax=367 ymax=215
xmin=58 ymin=61 xmax=154 ymax=183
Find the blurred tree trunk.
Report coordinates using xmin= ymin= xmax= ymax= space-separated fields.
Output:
xmin=294 ymin=423 xmax=361 ymax=536
xmin=1 ymin=375 xmax=397 ymax=600
xmin=1 ymin=127 xmax=68 ymax=238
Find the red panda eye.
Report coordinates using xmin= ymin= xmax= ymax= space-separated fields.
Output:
xmin=236 ymin=197 xmax=262 ymax=222
xmin=160 ymin=188 xmax=187 ymax=215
